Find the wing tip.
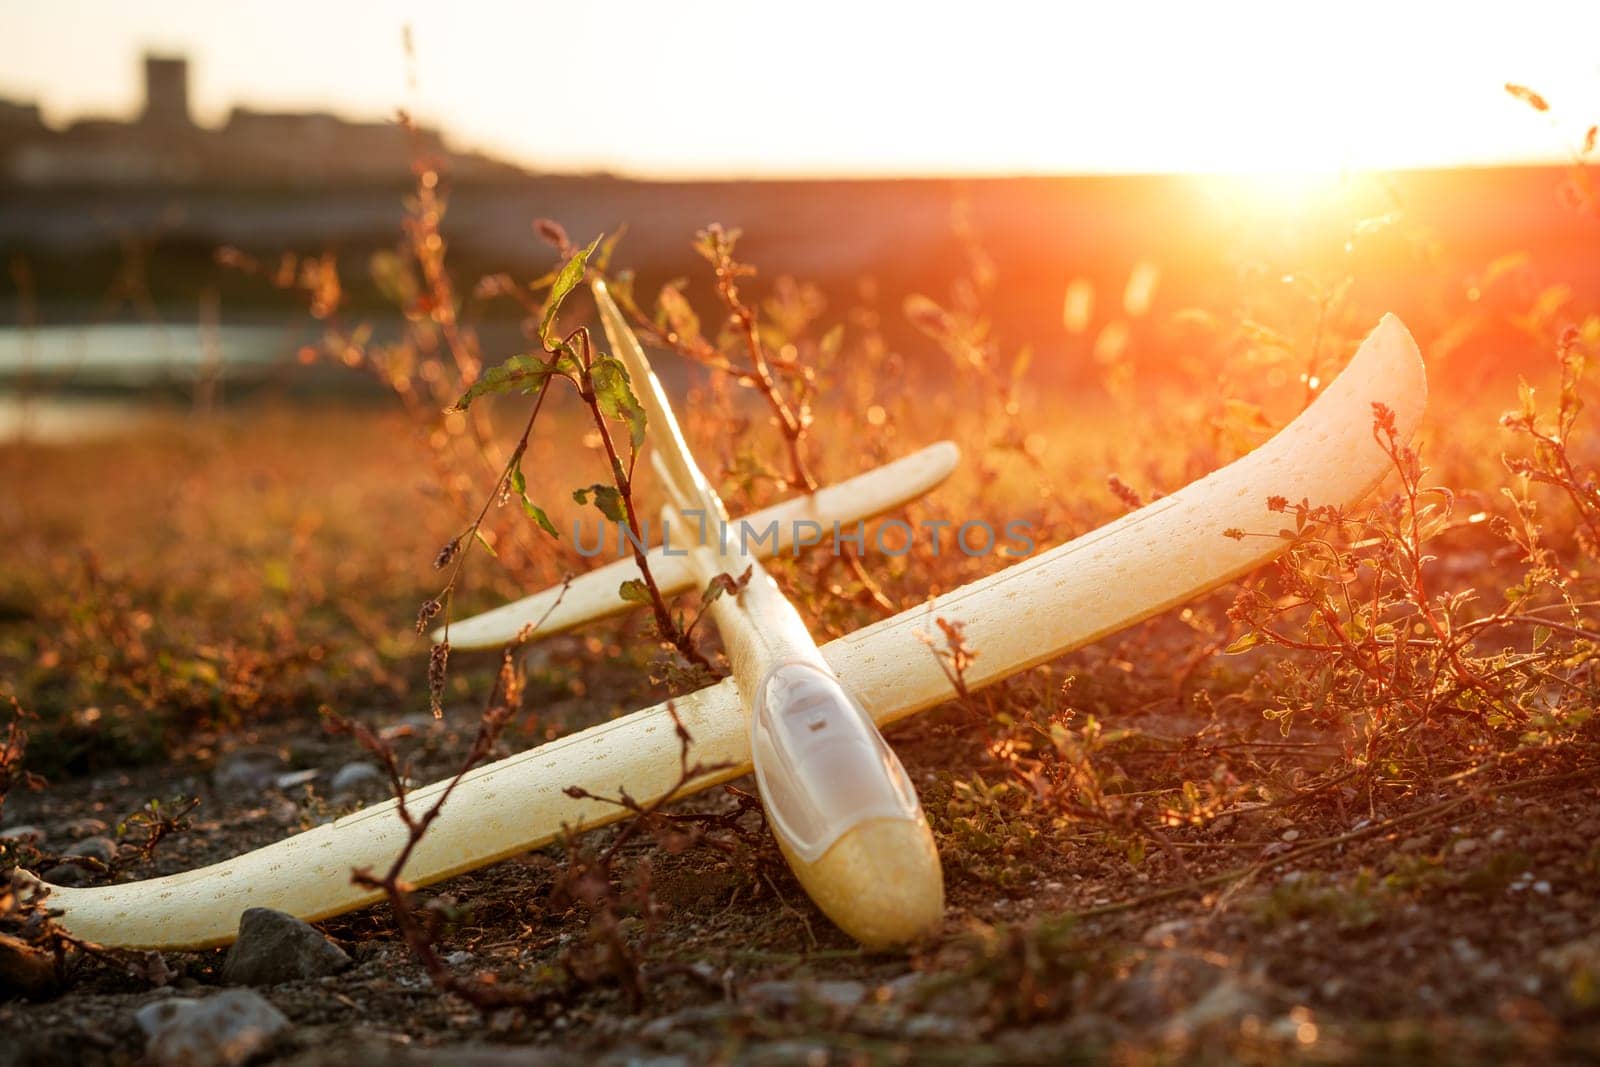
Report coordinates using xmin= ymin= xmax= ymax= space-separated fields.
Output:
xmin=926 ymin=439 xmax=962 ymax=479
xmin=1358 ymin=312 xmax=1429 ymax=437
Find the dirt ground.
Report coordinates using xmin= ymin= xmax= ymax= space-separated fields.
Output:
xmin=4 ymin=673 xmax=1600 ymax=1067
xmin=6 ymin=258 xmax=1600 ymax=1064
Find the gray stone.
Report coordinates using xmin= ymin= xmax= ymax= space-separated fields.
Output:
xmin=137 ymin=989 xmax=289 ymax=1067
xmin=214 ymin=748 xmax=284 ymax=792
xmin=1162 ymin=976 xmax=1269 ymax=1037
xmin=0 ymin=824 xmax=46 ymax=844
xmin=391 ymin=712 xmax=446 ymax=735
xmin=65 ymin=835 xmax=118 ymax=865
xmin=134 ymin=993 xmax=191 ymax=1038
xmin=1113 ymin=951 xmax=1229 ymax=1021
xmin=884 ymin=972 xmax=927 ymax=1001
xmin=1141 ymin=918 xmax=1193 ymax=947
xmin=637 ymin=1003 xmax=745 ymax=1040
xmin=221 ymin=907 xmax=351 ymax=986
xmin=746 ymin=978 xmax=867 ymax=1011
xmin=273 ymin=768 xmax=321 ymax=791
xmin=903 ymin=1014 xmax=979 ymax=1040
xmin=329 ymin=761 xmax=389 ymax=799
xmin=44 ymin=864 xmax=90 ymax=886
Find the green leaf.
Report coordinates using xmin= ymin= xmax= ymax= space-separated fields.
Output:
xmin=819 ymin=323 xmax=845 ymax=359
xmin=1223 ymin=631 xmax=1262 ymax=655
xmin=593 ymin=226 xmax=627 ymax=273
xmin=618 ymin=578 xmax=652 ymax=605
xmin=523 ymin=501 xmax=559 ymax=538
xmin=701 ymin=565 xmax=752 ymax=606
xmin=590 ymin=355 xmax=647 ymax=449
xmin=510 ymin=467 xmax=559 ymax=538
xmin=456 ymin=352 xmax=573 ymax=410
xmin=573 ymin=484 xmax=626 ymax=523
xmin=473 ymin=529 xmax=498 ymax=558
xmin=540 ymin=235 xmax=602 ymax=347
xmin=656 ymin=282 xmax=702 ymax=344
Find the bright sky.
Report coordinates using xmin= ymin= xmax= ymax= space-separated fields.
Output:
xmin=1 ymin=0 xmax=1597 ymax=178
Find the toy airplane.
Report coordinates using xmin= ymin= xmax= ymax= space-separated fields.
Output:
xmin=19 ymin=314 xmax=1427 ymax=950
xmin=593 ymin=279 xmax=943 ymax=946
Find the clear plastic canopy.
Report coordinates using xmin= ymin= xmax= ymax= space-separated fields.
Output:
xmin=750 ymin=661 xmax=923 ymax=863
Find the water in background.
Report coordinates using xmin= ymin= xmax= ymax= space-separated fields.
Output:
xmin=0 ymin=321 xmax=311 ymax=442
xmin=0 ymin=322 xmax=302 ymax=383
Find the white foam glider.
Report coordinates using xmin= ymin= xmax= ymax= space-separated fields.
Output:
xmin=22 ymin=314 xmax=1426 ymax=949
xmin=593 ymin=279 xmax=943 ymax=947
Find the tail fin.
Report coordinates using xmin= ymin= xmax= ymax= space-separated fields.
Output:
xmin=593 ymin=278 xmax=723 ymax=520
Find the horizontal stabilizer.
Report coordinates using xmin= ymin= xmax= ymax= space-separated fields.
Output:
xmin=439 ymin=441 xmax=960 ymax=649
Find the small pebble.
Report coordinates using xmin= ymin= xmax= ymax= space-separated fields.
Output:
xmin=904 ymin=1014 xmax=978 ymax=1040
xmin=137 ymin=990 xmax=289 ymax=1067
xmin=382 ymin=713 xmax=445 ymax=739
xmin=134 ymin=994 xmax=188 ymax=1039
xmin=1142 ymin=918 xmax=1192 ymax=947
xmin=329 ymin=761 xmax=389 ymax=799
xmin=272 ymin=769 xmax=321 ymax=791
xmin=885 ymin=972 xmax=926 ymax=1001
xmin=45 ymin=865 xmax=90 ymax=887
xmin=1163 ymin=976 xmax=1268 ymax=1037
xmin=65 ymin=835 xmax=118 ymax=865
xmin=0 ymin=825 xmax=47 ymax=844
xmin=213 ymin=749 xmax=284 ymax=792
xmin=1452 ymin=838 xmax=1479 ymax=855
xmin=221 ymin=907 xmax=351 ymax=986
xmin=638 ymin=1003 xmax=743 ymax=1039
xmin=746 ymin=978 xmax=867 ymax=1011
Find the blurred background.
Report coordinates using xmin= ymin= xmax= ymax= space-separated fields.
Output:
xmin=0 ymin=0 xmax=1597 ymax=439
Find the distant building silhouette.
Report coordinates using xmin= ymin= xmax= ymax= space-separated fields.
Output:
xmin=141 ymin=56 xmax=192 ymax=129
xmin=0 ymin=52 xmax=522 ymax=186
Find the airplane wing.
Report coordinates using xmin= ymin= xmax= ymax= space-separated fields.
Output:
xmin=32 ymin=314 xmax=1426 ymax=949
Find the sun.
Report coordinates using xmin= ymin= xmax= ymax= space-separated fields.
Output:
xmin=1192 ymin=169 xmax=1354 ymax=224
xmin=1174 ymin=163 xmax=1399 ymax=251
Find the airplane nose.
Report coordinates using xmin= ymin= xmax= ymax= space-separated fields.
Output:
xmin=781 ymin=816 xmax=945 ymax=949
